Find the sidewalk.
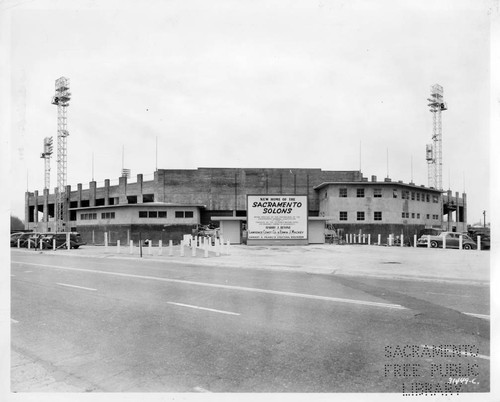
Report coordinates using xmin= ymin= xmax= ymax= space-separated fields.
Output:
xmin=17 ymin=243 xmax=490 ymax=285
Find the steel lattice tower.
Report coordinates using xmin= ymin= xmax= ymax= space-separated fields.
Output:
xmin=426 ymin=84 xmax=447 ymax=190
xmin=40 ymin=137 xmax=54 ymax=190
xmin=52 ymin=77 xmax=71 ymax=232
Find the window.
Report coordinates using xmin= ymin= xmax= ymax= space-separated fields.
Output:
xmin=158 ymin=211 xmax=167 ymax=218
xmin=393 ymin=189 xmax=398 ymax=198
xmin=148 ymin=211 xmax=158 ymax=218
xmin=433 ymin=195 xmax=439 ymax=203
xmin=426 ymin=214 xmax=430 ymax=219
xmin=139 ymin=211 xmax=147 ymax=218
xmin=142 ymin=194 xmax=155 ymax=203
xmin=101 ymin=212 xmax=115 ymax=219
xmin=402 ymin=212 xmax=405 ymax=218
xmin=356 ymin=188 xmax=364 ymax=198
xmin=339 ymin=211 xmax=347 ymax=221
xmin=127 ymin=195 xmax=138 ymax=204
xmin=405 ymin=212 xmax=410 ymax=218
xmin=411 ymin=213 xmax=415 ymax=218
xmin=357 ymin=211 xmax=365 ymax=221
xmin=426 ymin=194 xmax=430 ymax=202
xmin=80 ymin=213 xmax=97 ymax=220
xmin=402 ymin=191 xmax=409 ymax=200
xmin=175 ymin=211 xmax=184 ymax=218
xmin=411 ymin=192 xmax=415 ymax=200
xmin=374 ymin=211 xmax=382 ymax=221
xmin=373 ymin=188 xmax=382 ymax=198
xmin=339 ymin=188 xmax=347 ymax=197
xmin=416 ymin=193 xmax=420 ymax=201
xmin=417 ymin=213 xmax=420 ymax=219
xmin=185 ymin=211 xmax=194 ymax=218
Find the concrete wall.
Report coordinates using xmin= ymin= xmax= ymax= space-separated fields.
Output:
xmin=318 ymin=183 xmax=442 ymax=226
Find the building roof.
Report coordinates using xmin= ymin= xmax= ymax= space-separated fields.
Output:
xmin=69 ymin=202 xmax=206 ymax=211
xmin=313 ymin=181 xmax=443 ymax=193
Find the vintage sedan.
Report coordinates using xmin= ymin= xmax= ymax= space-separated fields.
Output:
xmin=417 ymin=231 xmax=477 ymax=249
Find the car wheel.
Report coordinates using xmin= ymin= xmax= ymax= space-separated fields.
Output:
xmin=430 ymin=241 xmax=438 ymax=248
xmin=463 ymin=244 xmax=472 ymax=250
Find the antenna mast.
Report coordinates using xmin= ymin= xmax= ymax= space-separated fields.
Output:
xmin=426 ymin=84 xmax=447 ymax=189
xmin=52 ymin=77 xmax=71 ymax=232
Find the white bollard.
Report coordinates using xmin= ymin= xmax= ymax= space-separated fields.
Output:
xmin=28 ymin=238 xmax=31 ymax=249
xmin=362 ymin=234 xmax=366 ymax=244
xmin=378 ymin=234 xmax=381 ymax=246
xmin=368 ymin=234 xmax=371 ymax=245
xmin=427 ymin=235 xmax=431 ymax=248
xmin=130 ymin=240 xmax=133 ymax=254
xmin=67 ymin=233 xmax=71 ymax=250
xmin=414 ymin=235 xmax=417 ymax=248
xmin=400 ymin=234 xmax=404 ymax=247
xmin=158 ymin=240 xmax=163 ymax=256
xmin=216 ymin=238 xmax=221 ymax=257
xmin=226 ymin=240 xmax=230 ymax=255
xmin=53 ymin=238 xmax=56 ymax=250
xmin=117 ymin=240 xmax=121 ymax=254
xmin=192 ymin=241 xmax=196 ymax=257
xmin=17 ymin=238 xmax=20 ymax=248
xmin=168 ymin=240 xmax=172 ymax=256
xmin=443 ymin=235 xmax=446 ymax=249
xmin=104 ymin=232 xmax=108 ymax=249
xmin=477 ymin=236 xmax=481 ymax=251
xmin=180 ymin=240 xmax=185 ymax=257
xmin=148 ymin=241 xmax=152 ymax=255
xmin=459 ymin=235 xmax=463 ymax=250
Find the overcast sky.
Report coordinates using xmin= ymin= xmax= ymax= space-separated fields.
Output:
xmin=5 ymin=0 xmax=493 ymax=224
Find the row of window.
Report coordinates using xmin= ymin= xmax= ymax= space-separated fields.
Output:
xmin=337 ymin=188 xmax=439 ymax=203
xmin=401 ymin=212 xmax=439 ymax=220
xmin=339 ymin=211 xmax=440 ymax=221
xmin=80 ymin=212 xmax=115 ymax=220
xmin=339 ymin=211 xmax=382 ymax=221
xmin=80 ymin=210 xmax=195 ymax=220
xmin=138 ymin=210 xmax=194 ymax=218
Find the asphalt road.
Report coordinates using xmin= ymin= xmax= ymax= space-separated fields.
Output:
xmin=11 ymin=250 xmax=490 ymax=393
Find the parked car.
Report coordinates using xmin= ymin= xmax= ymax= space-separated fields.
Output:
xmin=10 ymin=232 xmax=25 ymax=247
xmin=15 ymin=232 xmax=42 ymax=248
xmin=417 ymin=231 xmax=477 ymax=249
xmin=467 ymin=228 xmax=490 ymax=250
xmin=40 ymin=232 xmax=86 ymax=249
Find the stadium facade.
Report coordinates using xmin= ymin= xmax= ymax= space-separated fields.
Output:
xmin=24 ymin=167 xmax=467 ymax=244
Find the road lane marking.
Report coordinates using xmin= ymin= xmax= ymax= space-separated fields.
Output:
xmin=463 ymin=312 xmax=490 ymax=320
xmin=167 ymin=302 xmax=240 ymax=316
xmin=12 ymin=260 xmax=407 ymax=310
xmin=419 ymin=345 xmax=489 ymax=360
xmin=56 ymin=283 xmax=97 ymax=291
xmin=11 ymin=318 xmax=19 ymax=324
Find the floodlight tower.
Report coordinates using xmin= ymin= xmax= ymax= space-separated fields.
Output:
xmin=40 ymin=136 xmax=54 ymax=190
xmin=426 ymin=84 xmax=447 ymax=190
xmin=52 ymin=77 xmax=71 ymax=232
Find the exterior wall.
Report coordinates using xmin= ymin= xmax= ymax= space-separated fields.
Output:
xmin=318 ymin=183 xmax=442 ymax=227
xmin=76 ymin=205 xmax=200 ymax=226
xmin=76 ymin=224 xmax=192 ymax=245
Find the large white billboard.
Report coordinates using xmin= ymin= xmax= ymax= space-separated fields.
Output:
xmin=247 ymin=195 xmax=308 ymax=240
